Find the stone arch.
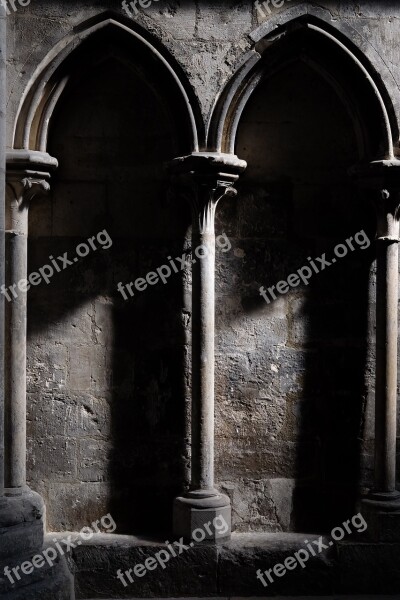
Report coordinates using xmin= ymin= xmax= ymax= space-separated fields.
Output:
xmin=9 ymin=12 xmax=202 ymax=533
xmin=12 ymin=12 xmax=202 ymax=154
xmin=208 ymin=9 xmax=399 ymax=160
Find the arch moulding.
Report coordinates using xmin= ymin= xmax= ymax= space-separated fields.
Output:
xmin=208 ymin=5 xmax=399 ymax=161
xmin=12 ymin=12 xmax=203 ymax=155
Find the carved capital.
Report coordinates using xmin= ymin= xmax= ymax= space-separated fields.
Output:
xmin=168 ymin=152 xmax=246 ymax=235
xmin=6 ymin=176 xmax=51 ymax=207
xmin=6 ymin=151 xmax=58 ymax=234
xmin=350 ymin=159 xmax=400 ymax=243
xmin=374 ymin=189 xmax=400 ymax=242
xmin=178 ymin=177 xmax=238 ymax=235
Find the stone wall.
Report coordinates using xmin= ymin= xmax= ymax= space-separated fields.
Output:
xmin=5 ymin=0 xmax=400 ymax=534
xmin=215 ymin=57 xmax=376 ymax=532
xmin=26 ymin=50 xmax=192 ymax=533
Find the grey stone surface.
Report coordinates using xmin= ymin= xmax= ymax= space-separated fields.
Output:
xmin=69 ymin=534 xmax=219 ymax=599
xmin=0 ymin=489 xmax=44 ymax=560
xmin=15 ymin=0 xmax=390 ymax=535
xmin=173 ymin=495 xmax=231 ymax=541
xmin=60 ymin=533 xmax=400 ymax=598
xmin=337 ymin=540 xmax=400 ymax=594
xmin=3 ymin=1 xmax=400 ymax=597
xmin=1 ymin=548 xmax=74 ymax=600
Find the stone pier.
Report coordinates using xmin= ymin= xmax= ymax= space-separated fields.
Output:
xmin=353 ymin=160 xmax=400 ymax=540
xmin=170 ymin=153 xmax=246 ymax=542
xmin=0 ymin=150 xmax=74 ymax=599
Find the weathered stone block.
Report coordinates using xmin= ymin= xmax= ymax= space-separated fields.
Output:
xmin=337 ymin=540 xmax=400 ymax=594
xmin=27 ymin=436 xmax=77 ymax=483
xmin=197 ymin=1 xmax=253 ymax=41
xmin=69 ymin=346 xmax=91 ymax=391
xmin=43 ymin=482 xmax=112 ymax=532
xmin=78 ymin=439 xmax=112 ymax=483
xmin=72 ymin=537 xmax=218 ymax=599
xmin=219 ymin=532 xmax=337 ymax=596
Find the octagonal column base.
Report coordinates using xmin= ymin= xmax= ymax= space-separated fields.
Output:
xmin=173 ymin=491 xmax=231 ymax=542
xmin=360 ymin=491 xmax=400 ymax=541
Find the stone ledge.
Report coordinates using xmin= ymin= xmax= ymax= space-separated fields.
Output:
xmin=0 ymin=550 xmax=74 ymax=600
xmin=56 ymin=532 xmax=400 ymax=598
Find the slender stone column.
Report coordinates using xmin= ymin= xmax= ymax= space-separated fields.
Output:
xmin=0 ymin=151 xmax=74 ymax=600
xmin=191 ymin=182 xmax=232 ymax=495
xmin=170 ymin=153 xmax=246 ymax=541
xmin=352 ymin=160 xmax=400 ymax=540
xmin=5 ymin=151 xmax=57 ymax=494
xmin=0 ymin=3 xmax=6 ymax=500
xmin=373 ymin=188 xmax=400 ymax=499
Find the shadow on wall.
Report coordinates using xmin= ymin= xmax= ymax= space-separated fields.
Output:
xmin=26 ymin=31 xmax=193 ymax=535
xmin=24 ymin=21 xmax=385 ymax=537
xmin=214 ymin=48 xmax=377 ymax=533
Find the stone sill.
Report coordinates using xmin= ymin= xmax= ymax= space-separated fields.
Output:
xmin=44 ymin=532 xmax=400 ymax=598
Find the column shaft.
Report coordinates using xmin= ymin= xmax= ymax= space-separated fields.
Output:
xmin=171 ymin=153 xmax=246 ymax=541
xmin=351 ymin=162 xmax=400 ymax=538
xmin=5 ymin=203 xmax=28 ymax=490
xmin=4 ymin=154 xmax=57 ymax=494
xmin=375 ymin=236 xmax=399 ymax=492
xmin=192 ymin=230 xmax=216 ymax=492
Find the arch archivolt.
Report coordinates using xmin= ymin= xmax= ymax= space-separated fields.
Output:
xmin=12 ymin=13 xmax=202 ymax=154
xmin=207 ymin=8 xmax=399 ymax=161
xmin=12 ymin=7 xmax=399 ymax=162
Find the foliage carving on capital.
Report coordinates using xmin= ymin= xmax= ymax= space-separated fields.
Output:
xmin=170 ymin=176 xmax=239 ymax=235
xmin=6 ymin=176 xmax=51 ymax=209
xmin=191 ymin=181 xmax=237 ymax=235
xmin=6 ymin=176 xmax=51 ymax=235
xmin=168 ymin=152 xmax=246 ymax=236
xmin=374 ymin=188 xmax=400 ymax=242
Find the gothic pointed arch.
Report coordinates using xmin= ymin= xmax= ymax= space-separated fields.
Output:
xmin=12 ymin=12 xmax=203 ymax=154
xmin=209 ymin=9 xmax=399 ymax=161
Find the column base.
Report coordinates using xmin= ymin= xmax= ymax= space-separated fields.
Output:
xmin=360 ymin=490 xmax=400 ymax=541
xmin=0 ymin=487 xmax=45 ymax=561
xmin=173 ymin=489 xmax=231 ymax=542
xmin=0 ymin=488 xmax=75 ymax=599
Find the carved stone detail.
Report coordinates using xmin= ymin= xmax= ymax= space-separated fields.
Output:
xmin=374 ymin=188 xmax=400 ymax=243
